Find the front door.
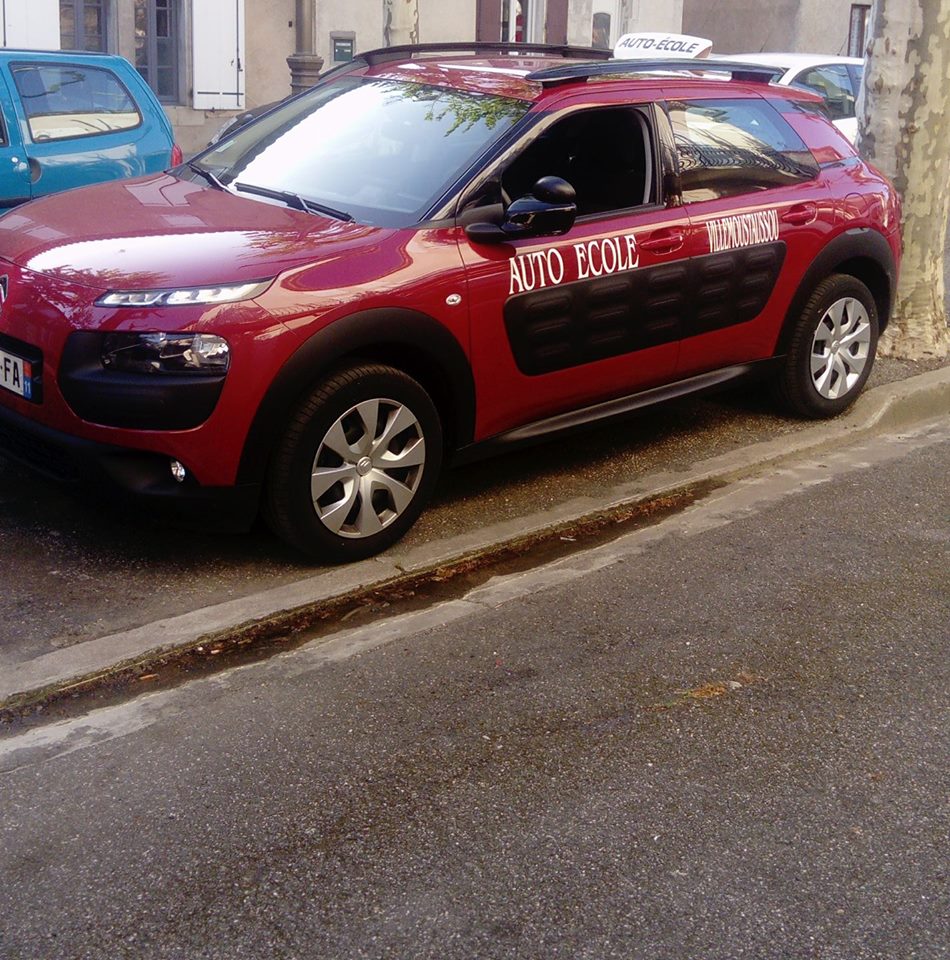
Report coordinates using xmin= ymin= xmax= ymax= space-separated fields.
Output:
xmin=458 ymin=103 xmax=691 ymax=442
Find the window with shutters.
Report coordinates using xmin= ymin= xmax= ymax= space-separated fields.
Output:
xmin=591 ymin=13 xmax=611 ymax=50
xmin=134 ymin=0 xmax=179 ymax=103
xmin=500 ymin=0 xmax=524 ymax=41
xmin=60 ymin=0 xmax=108 ymax=52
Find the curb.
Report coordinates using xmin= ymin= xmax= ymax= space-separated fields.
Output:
xmin=3 ymin=366 xmax=948 ymax=711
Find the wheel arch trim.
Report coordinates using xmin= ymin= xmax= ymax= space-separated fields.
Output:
xmin=776 ymin=228 xmax=896 ymax=355
xmin=237 ymin=308 xmax=475 ymax=485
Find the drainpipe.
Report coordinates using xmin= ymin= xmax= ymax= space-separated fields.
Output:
xmin=287 ymin=0 xmax=324 ymax=95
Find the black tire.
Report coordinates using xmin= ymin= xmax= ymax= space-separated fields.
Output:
xmin=774 ymin=274 xmax=879 ymax=419
xmin=264 ymin=363 xmax=443 ymax=562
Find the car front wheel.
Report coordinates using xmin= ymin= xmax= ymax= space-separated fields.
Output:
xmin=774 ymin=274 xmax=879 ymax=418
xmin=265 ymin=363 xmax=443 ymax=562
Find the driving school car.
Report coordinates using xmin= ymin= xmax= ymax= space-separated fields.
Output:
xmin=0 ymin=42 xmax=900 ymax=562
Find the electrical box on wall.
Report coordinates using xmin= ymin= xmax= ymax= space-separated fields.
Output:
xmin=331 ymin=33 xmax=355 ymax=63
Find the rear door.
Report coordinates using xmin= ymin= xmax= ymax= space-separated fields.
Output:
xmin=458 ymin=102 xmax=691 ymax=441
xmin=666 ymin=95 xmax=833 ymax=378
xmin=0 ymin=65 xmax=32 ymax=207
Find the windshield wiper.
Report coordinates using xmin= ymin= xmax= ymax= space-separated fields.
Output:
xmin=188 ymin=161 xmax=228 ymax=191
xmin=233 ymin=182 xmax=353 ymax=221
xmin=299 ymin=198 xmax=355 ymax=222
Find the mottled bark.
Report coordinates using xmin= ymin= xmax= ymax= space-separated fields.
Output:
xmin=857 ymin=0 xmax=950 ymax=359
xmin=383 ymin=0 xmax=420 ymax=46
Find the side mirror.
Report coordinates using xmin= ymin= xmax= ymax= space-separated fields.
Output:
xmin=532 ymin=176 xmax=577 ymax=205
xmin=464 ymin=176 xmax=577 ymax=244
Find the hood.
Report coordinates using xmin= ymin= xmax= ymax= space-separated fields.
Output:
xmin=0 ymin=173 xmax=385 ymax=291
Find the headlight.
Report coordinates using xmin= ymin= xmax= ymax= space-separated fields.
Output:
xmin=97 ymin=280 xmax=271 ymax=307
xmin=100 ymin=332 xmax=230 ymax=374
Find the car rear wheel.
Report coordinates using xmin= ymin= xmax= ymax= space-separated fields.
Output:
xmin=265 ymin=364 xmax=443 ymax=562
xmin=774 ymin=274 xmax=879 ymax=418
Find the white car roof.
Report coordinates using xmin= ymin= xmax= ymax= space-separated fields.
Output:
xmin=725 ymin=53 xmax=863 ymax=72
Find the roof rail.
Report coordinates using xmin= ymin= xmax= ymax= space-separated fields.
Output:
xmin=356 ymin=42 xmax=613 ymax=66
xmin=527 ymin=58 xmax=786 ymax=86
xmin=310 ymin=42 xmax=612 ymax=87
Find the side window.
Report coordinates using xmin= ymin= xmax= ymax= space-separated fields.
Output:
xmin=135 ymin=0 xmax=180 ymax=103
xmin=10 ymin=62 xmax=141 ymax=143
xmin=669 ymin=98 xmax=819 ymax=203
xmin=60 ymin=0 xmax=108 ymax=52
xmin=792 ymin=65 xmax=856 ymax=121
xmin=500 ymin=107 xmax=656 ymax=217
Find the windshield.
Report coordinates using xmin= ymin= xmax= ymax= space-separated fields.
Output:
xmin=195 ymin=77 xmax=530 ymax=226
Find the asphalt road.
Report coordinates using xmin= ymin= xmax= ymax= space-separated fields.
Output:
xmin=2 ymin=420 xmax=947 ymax=960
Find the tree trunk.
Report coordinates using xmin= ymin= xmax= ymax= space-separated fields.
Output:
xmin=857 ymin=0 xmax=950 ymax=360
xmin=384 ymin=0 xmax=420 ymax=46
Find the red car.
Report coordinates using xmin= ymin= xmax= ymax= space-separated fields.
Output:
xmin=0 ymin=43 xmax=900 ymax=562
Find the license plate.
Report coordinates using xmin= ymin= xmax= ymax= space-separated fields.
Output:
xmin=0 ymin=346 xmax=33 ymax=400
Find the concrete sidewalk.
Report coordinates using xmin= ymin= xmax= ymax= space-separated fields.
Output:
xmin=2 ymin=364 xmax=948 ymax=711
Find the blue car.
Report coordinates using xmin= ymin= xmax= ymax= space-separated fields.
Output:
xmin=0 ymin=49 xmax=179 ymax=207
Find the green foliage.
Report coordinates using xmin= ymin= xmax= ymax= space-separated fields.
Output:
xmin=379 ymin=81 xmax=527 ymax=136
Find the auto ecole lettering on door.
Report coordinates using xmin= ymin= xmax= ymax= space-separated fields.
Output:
xmin=503 ymin=210 xmax=785 ymax=377
xmin=507 ymin=233 xmax=640 ymax=296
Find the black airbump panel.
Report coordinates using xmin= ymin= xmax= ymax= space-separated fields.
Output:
xmin=504 ymin=241 xmax=785 ymax=376
xmin=688 ymin=242 xmax=786 ymax=336
xmin=504 ymin=261 xmax=687 ymax=376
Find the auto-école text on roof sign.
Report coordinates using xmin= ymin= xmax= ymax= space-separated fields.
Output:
xmin=613 ymin=33 xmax=713 ymax=60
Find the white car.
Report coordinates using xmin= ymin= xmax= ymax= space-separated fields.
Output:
xmin=726 ymin=53 xmax=864 ymax=142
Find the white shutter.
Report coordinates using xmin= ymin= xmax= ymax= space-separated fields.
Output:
xmin=2 ymin=0 xmax=60 ymax=49
xmin=192 ymin=0 xmax=245 ymax=110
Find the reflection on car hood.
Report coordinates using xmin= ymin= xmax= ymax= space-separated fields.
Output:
xmin=0 ymin=173 xmax=383 ymax=290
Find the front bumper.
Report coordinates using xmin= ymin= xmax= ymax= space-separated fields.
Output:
xmin=0 ymin=258 xmax=293 ymax=489
xmin=0 ymin=400 xmax=260 ymax=529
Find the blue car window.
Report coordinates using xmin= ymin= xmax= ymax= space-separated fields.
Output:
xmin=11 ymin=62 xmax=142 ymax=142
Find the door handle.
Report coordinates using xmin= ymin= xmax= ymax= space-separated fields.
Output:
xmin=639 ymin=229 xmax=684 ymax=253
xmin=781 ymin=202 xmax=818 ymax=226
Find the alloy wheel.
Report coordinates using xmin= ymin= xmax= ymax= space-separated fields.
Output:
xmin=310 ymin=397 xmax=426 ymax=538
xmin=810 ymin=296 xmax=872 ymax=400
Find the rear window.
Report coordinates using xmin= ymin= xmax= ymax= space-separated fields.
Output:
xmin=669 ymin=98 xmax=819 ymax=202
xmin=11 ymin=62 xmax=141 ymax=143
